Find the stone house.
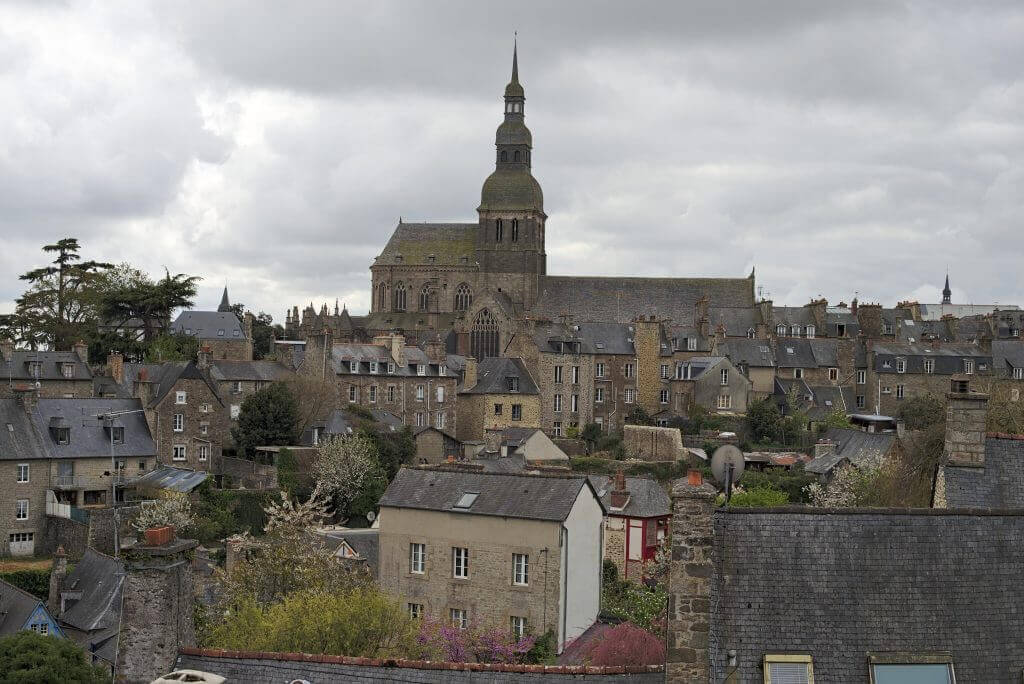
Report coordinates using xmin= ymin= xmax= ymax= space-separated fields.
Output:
xmin=863 ymin=341 xmax=991 ymax=416
xmin=0 ymin=577 xmax=63 ymax=638
xmin=206 ymin=355 xmax=295 ymax=443
xmin=717 ymin=339 xmax=775 ymax=398
xmin=456 ymin=357 xmax=540 ymax=444
xmin=588 ymin=473 xmax=670 ymax=581
xmin=377 ymin=467 xmax=605 ymax=653
xmin=0 ymin=392 xmax=156 ymax=557
xmin=413 ymin=426 xmax=462 ymax=464
xmin=0 ymin=341 xmax=94 ymax=398
xmin=497 ymin=427 xmax=569 ymax=465
xmin=301 ymin=331 xmax=462 ymax=434
xmin=170 ymin=288 xmax=253 ymax=361
xmin=804 ymin=427 xmax=899 ymax=480
xmin=667 ymin=356 xmax=751 ymax=417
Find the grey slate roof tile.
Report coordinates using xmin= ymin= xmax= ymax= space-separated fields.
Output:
xmin=0 ymin=351 xmax=92 ymax=382
xmin=171 ymin=310 xmax=245 ymax=340
xmin=461 ymin=357 xmax=539 ymax=395
xmin=944 ymin=436 xmax=1024 ymax=508
xmin=588 ymin=475 xmax=670 ymax=518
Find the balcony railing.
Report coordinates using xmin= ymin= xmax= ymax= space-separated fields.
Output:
xmin=51 ymin=472 xmax=138 ymax=489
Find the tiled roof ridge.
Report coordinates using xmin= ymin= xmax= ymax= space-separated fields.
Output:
xmin=987 ymin=432 xmax=1024 ymax=441
xmin=720 ymin=505 xmax=1024 ymax=516
xmin=178 ymin=647 xmax=663 ymax=674
xmin=405 ymin=464 xmax=585 ymax=481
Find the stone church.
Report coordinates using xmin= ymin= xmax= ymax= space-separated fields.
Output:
xmin=293 ymin=45 xmax=756 ymax=360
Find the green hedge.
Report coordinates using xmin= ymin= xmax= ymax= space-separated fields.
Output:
xmin=192 ymin=483 xmax=277 ymax=544
xmin=0 ymin=570 xmax=51 ymax=600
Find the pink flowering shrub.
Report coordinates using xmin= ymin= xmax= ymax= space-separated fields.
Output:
xmin=415 ymin=617 xmax=536 ymax=663
xmin=586 ymin=622 xmax=665 ymax=666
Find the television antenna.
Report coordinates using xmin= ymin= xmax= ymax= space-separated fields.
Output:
xmin=711 ymin=444 xmax=744 ymax=504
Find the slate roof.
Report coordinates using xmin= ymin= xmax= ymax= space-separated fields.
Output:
xmin=803 ymin=385 xmax=848 ymax=421
xmin=0 ymin=398 xmax=51 ymax=461
xmin=917 ymin=302 xmax=1019 ymax=320
xmin=58 ymin=548 xmax=124 ymax=633
xmin=871 ymin=342 xmax=991 ymax=374
xmin=0 ymin=350 xmax=93 ymax=382
xmin=461 ymin=357 xmax=539 ymax=395
xmin=805 ymin=427 xmax=897 ymax=475
xmin=375 ymin=222 xmax=477 ymax=265
xmin=171 ymin=310 xmax=245 ymax=340
xmin=719 ymin=339 xmax=775 ymax=368
xmin=574 ymin=323 xmax=636 ymax=355
xmin=991 ymin=340 xmax=1024 ymax=376
xmin=709 ymin=307 xmax=762 ymax=337
xmin=175 ymin=649 xmax=662 ymax=683
xmin=208 ymin=360 xmax=293 ymax=382
xmin=943 ymin=436 xmax=1024 ymax=508
xmin=775 ymin=339 xmax=819 ymax=368
xmin=530 ymin=276 xmax=754 ymax=324
xmin=0 ymin=578 xmax=45 ymax=637
xmin=710 ymin=509 xmax=1024 ymax=682
xmin=588 ymin=475 xmax=670 ymax=519
xmin=321 ymin=529 xmax=379 ymax=577
xmin=379 ymin=468 xmax=599 ymax=522
xmin=680 ymin=356 xmax=725 ymax=380
xmin=33 ymin=398 xmax=156 ymax=459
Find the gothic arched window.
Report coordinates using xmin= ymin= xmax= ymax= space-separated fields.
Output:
xmin=471 ymin=309 xmax=499 ymax=361
xmin=419 ymin=284 xmax=431 ymax=312
xmin=454 ymin=283 xmax=473 ymax=312
xmin=495 ymin=219 xmax=503 ymax=242
xmin=393 ymin=283 xmax=407 ymax=312
xmin=511 ymin=219 xmax=519 ymax=242
xmin=378 ymin=283 xmax=389 ymax=312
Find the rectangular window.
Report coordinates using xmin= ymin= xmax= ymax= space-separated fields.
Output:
xmin=15 ymin=500 xmax=28 ymax=520
xmin=1014 ymin=368 xmax=1024 ymax=380
xmin=624 ymin=388 xmax=635 ymax=404
xmin=439 ymin=365 xmax=446 ymax=377
xmin=828 ymin=368 xmax=839 ymax=382
xmin=896 ymin=359 xmax=906 ymax=374
xmin=415 ymin=412 xmax=424 ymax=427
xmin=687 ymin=337 xmax=697 ymax=351
xmin=553 ymin=366 xmax=563 ymax=383
xmin=388 ymin=385 xmax=396 ymax=402
xmin=175 ymin=391 xmax=187 ymax=404
xmin=200 ymin=403 xmax=212 ymax=413
xmin=896 ymin=384 xmax=905 ymax=399
xmin=660 ymin=364 xmax=670 ymax=380
xmin=410 ymin=543 xmax=425 ymax=574
xmin=450 ymin=608 xmax=468 ymax=629
xmin=494 ymin=404 xmax=503 ymax=416
xmin=624 ymin=363 xmax=635 ymax=378
xmin=553 ymin=421 xmax=562 ymax=437
xmin=60 ymin=363 xmax=74 ymax=379
xmin=349 ymin=385 xmax=358 ymax=402
xmin=350 ymin=360 xmax=359 ymax=374
xmin=416 ymin=385 xmax=425 ymax=401
xmin=369 ymin=361 xmax=378 ymax=374
xmin=595 ymin=387 xmax=604 ymax=403
xmin=16 ymin=464 xmax=28 ymax=483
xmin=200 ymin=422 xmax=208 ymax=435
xmin=867 ymin=653 xmax=954 ymax=684
xmin=554 ymin=395 xmax=562 ymax=412
xmin=763 ymin=654 xmax=813 ymax=684
xmin=510 ymin=616 xmax=527 ymax=640
xmin=794 ymin=368 xmax=803 ymax=379
xmin=408 ymin=603 xmax=423 ymax=619
xmin=856 ymin=395 xmax=866 ymax=409
xmin=232 ymin=381 xmax=242 ymax=394
xmin=452 ymin=547 xmax=469 ymax=579
xmin=924 ymin=358 xmax=934 ymax=374
xmin=417 ymin=364 xmax=426 ymax=376
xmin=436 ymin=386 xmax=445 ymax=403
xmin=369 ymin=385 xmax=377 ymax=403
xmin=172 ymin=445 xmax=186 ymax=461
xmin=199 ymin=444 xmax=209 ymax=461
xmin=173 ymin=414 xmax=184 ymax=432
xmin=511 ymin=404 xmax=522 ymax=421
xmin=512 ymin=553 xmax=529 ymax=585
xmin=388 ymin=362 xmax=396 ymax=374
xmin=506 ymin=377 xmax=519 ymax=392
xmin=435 ymin=412 xmax=446 ymax=430
xmin=595 ymin=362 xmax=605 ymax=378
xmin=230 ymin=404 xmax=240 ymax=420
xmin=572 ymin=366 xmax=580 ymax=384
xmin=963 ymin=359 xmax=974 ymax=374
xmin=857 ymin=370 xmax=866 ymax=384
xmin=720 ymin=368 xmax=729 ymax=385
xmin=660 ymin=389 xmax=669 ymax=404
xmin=717 ymin=394 xmax=732 ymax=409
xmin=571 ymin=394 xmax=579 ymax=412
xmin=112 ymin=426 xmax=124 ymax=444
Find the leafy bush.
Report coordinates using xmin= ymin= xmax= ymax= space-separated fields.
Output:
xmin=192 ymin=482 xmax=275 ymax=544
xmin=523 ymin=630 xmax=557 ymax=664
xmin=0 ymin=630 xmax=110 ymax=683
xmin=570 ymin=457 xmax=690 ymax=484
xmin=416 ymin=617 xmax=535 ymax=664
xmin=601 ymin=576 xmax=667 ymax=631
xmin=739 ymin=466 xmax=816 ymax=504
xmin=132 ymin=491 xmax=195 ymax=533
xmin=0 ymin=570 xmax=50 ymax=600
xmin=586 ymin=622 xmax=665 ymax=666
xmin=726 ymin=485 xmax=789 ymax=508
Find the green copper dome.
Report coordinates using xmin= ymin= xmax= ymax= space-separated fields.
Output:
xmin=479 ymin=169 xmax=544 ymax=212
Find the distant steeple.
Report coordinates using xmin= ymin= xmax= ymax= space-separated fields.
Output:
xmin=217 ymin=286 xmax=231 ymax=312
xmin=942 ymin=274 xmax=952 ymax=305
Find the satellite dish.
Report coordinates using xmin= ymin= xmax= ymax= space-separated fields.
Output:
xmin=711 ymin=445 xmax=745 ymax=503
xmin=366 ymin=510 xmax=376 ymax=522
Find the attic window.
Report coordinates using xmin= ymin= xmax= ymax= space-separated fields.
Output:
xmin=867 ymin=653 xmax=954 ymax=684
xmin=764 ymin=654 xmax=813 ymax=684
xmin=232 ymin=330 xmax=240 ymax=337
xmin=454 ymin=492 xmax=479 ymax=509
xmin=111 ymin=427 xmax=125 ymax=445
xmin=595 ymin=343 xmax=605 ymax=350
xmin=786 ymin=347 xmax=795 ymax=354
xmin=506 ymin=377 xmax=519 ymax=392
xmin=217 ymin=329 xmax=225 ymax=337
xmin=54 ymin=428 xmax=70 ymax=445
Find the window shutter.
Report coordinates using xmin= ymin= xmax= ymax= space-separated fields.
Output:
xmin=767 ymin=662 xmax=810 ymax=684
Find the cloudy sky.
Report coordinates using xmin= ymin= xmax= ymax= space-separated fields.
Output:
xmin=1 ymin=1 xmax=1022 ymax=322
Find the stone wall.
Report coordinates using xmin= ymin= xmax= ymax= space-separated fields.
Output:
xmin=944 ymin=387 xmax=989 ymax=466
xmin=220 ymin=456 xmax=278 ymax=489
xmin=152 ymin=376 xmax=227 ymax=471
xmin=88 ymin=505 xmax=141 ymax=556
xmin=623 ymin=425 xmax=684 ymax=462
xmin=41 ymin=516 xmax=89 ymax=560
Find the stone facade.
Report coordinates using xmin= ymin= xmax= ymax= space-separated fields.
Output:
xmin=622 ymin=425 xmax=685 ymax=462
xmin=456 ymin=392 xmax=541 ymax=443
xmin=942 ymin=380 xmax=989 ymax=467
xmin=118 ymin=538 xmax=198 ymax=683
xmin=142 ymin=374 xmax=226 ymax=472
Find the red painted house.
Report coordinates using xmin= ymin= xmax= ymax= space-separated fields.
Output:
xmin=589 ymin=473 xmax=671 ymax=580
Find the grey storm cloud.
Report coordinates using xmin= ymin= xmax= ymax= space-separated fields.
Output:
xmin=1 ymin=0 xmax=1022 ymax=320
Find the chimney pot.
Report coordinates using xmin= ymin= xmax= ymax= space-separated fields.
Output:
xmin=687 ymin=469 xmax=703 ymax=486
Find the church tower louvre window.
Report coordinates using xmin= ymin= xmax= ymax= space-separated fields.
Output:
xmin=394 ymin=283 xmax=407 ymax=312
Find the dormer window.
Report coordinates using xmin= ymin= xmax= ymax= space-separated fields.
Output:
xmin=439 ymin=365 xmax=446 ymax=376
xmin=55 ymin=428 xmax=70 ymax=445
xmin=232 ymin=330 xmax=240 ymax=337
xmin=427 ymin=255 xmax=436 ymax=264
xmin=111 ymin=427 xmax=125 ymax=445
xmin=387 ymin=363 xmax=395 ymax=374
xmin=61 ymin=363 xmax=74 ymax=378
xmin=806 ymin=325 xmax=815 ymax=338
xmin=395 ymin=255 xmax=403 ymax=264
xmin=747 ymin=328 xmax=756 ymax=339
xmin=896 ymin=358 xmax=906 ymax=374
xmin=27 ymin=361 xmax=42 ymax=376
xmin=370 ymin=362 xmax=378 ymax=374
xmin=417 ymin=364 xmax=426 ymax=376
xmin=217 ymin=329 xmax=225 ymax=337
xmin=506 ymin=377 xmax=519 ymax=392
xmin=350 ymin=361 xmax=359 ymax=374
xmin=776 ymin=325 xmax=786 ymax=337
xmin=790 ymin=325 xmax=800 ymax=337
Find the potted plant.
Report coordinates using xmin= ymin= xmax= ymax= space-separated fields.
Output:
xmin=131 ymin=492 xmax=195 ymax=546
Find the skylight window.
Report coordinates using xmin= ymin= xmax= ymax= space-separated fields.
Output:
xmin=453 ymin=492 xmax=479 ymax=509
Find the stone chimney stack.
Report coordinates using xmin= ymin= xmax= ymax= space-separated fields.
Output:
xmin=850 ymin=297 xmax=858 ymax=315
xmin=0 ymin=339 xmax=13 ymax=363
xmin=759 ymin=299 xmax=774 ymax=330
xmin=943 ymin=374 xmax=989 ymax=467
xmin=243 ymin=311 xmax=255 ymax=360
xmin=197 ymin=344 xmax=211 ymax=371
xmin=47 ymin=546 xmax=67 ymax=614
xmin=814 ymin=438 xmax=836 ymax=460
xmin=856 ymin=303 xmax=883 ymax=339
xmin=424 ymin=335 xmax=446 ymax=363
xmin=118 ymin=538 xmax=199 ymax=683
xmin=462 ymin=358 xmax=478 ymax=391
xmin=305 ymin=328 xmax=334 ymax=379
xmin=13 ymin=385 xmax=38 ymax=414
xmin=609 ymin=471 xmax=630 ymax=509
xmin=72 ymin=340 xmax=88 ymax=363
xmin=667 ymin=475 xmax=717 ymax=683
xmin=107 ymin=351 xmax=125 ymax=385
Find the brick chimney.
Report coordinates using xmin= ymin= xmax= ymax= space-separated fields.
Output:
xmin=759 ymin=299 xmax=774 ymax=329
xmin=943 ymin=374 xmax=989 ymax=467
xmin=72 ymin=340 xmax=88 ymax=363
xmin=107 ymin=351 xmax=125 ymax=385
xmin=47 ymin=546 xmax=67 ymax=614
xmin=610 ymin=471 xmax=630 ymax=509
xmin=0 ymin=339 xmax=13 ymax=363
xmin=667 ymin=475 xmax=717 ymax=683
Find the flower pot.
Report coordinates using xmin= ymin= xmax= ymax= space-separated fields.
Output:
xmin=144 ymin=525 xmax=175 ymax=546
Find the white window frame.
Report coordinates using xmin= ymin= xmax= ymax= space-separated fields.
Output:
xmin=15 ymin=499 xmax=28 ymax=520
xmin=198 ymin=444 xmax=209 ymax=461
xmin=717 ymin=394 xmax=732 ymax=409
xmin=369 ymin=385 xmax=377 ymax=403
xmin=410 ymin=543 xmax=425 ymax=574
xmin=857 ymin=370 xmax=866 ymax=385
xmin=806 ymin=325 xmax=815 ymax=339
xmin=1014 ymin=368 xmax=1024 ymax=380
xmin=436 ymin=386 xmax=445 ymax=403
xmin=595 ymin=362 xmax=605 ymax=378
xmin=624 ymin=388 xmax=636 ymax=404
xmin=175 ymin=391 xmax=187 ymax=404
xmin=720 ymin=368 xmax=729 ymax=386
xmin=452 ymin=547 xmax=469 ymax=579
xmin=436 ymin=412 xmax=446 ymax=429
xmin=829 ymin=367 xmax=839 ymax=382
xmin=554 ymin=394 xmax=562 ymax=412
xmin=408 ymin=603 xmax=423 ymax=619
xmin=388 ymin=362 xmax=396 ymax=374
xmin=416 ymin=385 xmax=425 ymax=401
xmin=794 ymin=368 xmax=803 ymax=379
xmin=450 ymin=608 xmax=468 ymax=629
xmin=369 ymin=361 xmax=378 ymax=374
xmin=415 ymin=412 xmax=424 ymax=427
xmin=512 ymin=553 xmax=529 ymax=586
xmin=763 ymin=654 xmax=814 ymax=684
xmin=624 ymin=363 xmax=635 ymax=379
xmin=572 ymin=366 xmax=580 ymax=384
xmin=660 ymin=364 xmax=669 ymax=380
xmin=595 ymin=387 xmax=604 ymax=403
xmin=571 ymin=394 xmax=579 ymax=413
xmin=553 ymin=421 xmax=562 ymax=437
xmin=173 ymin=413 xmax=184 ymax=432
xmin=553 ymin=366 xmax=563 ymax=384
xmin=964 ymin=359 xmax=974 ymax=374
xmin=924 ymin=358 xmax=935 ymax=374
xmin=172 ymin=445 xmax=186 ymax=461
xmin=349 ymin=385 xmax=358 ymax=403
xmin=687 ymin=337 xmax=697 ymax=351
xmin=510 ymin=615 xmax=527 ymax=640
xmin=230 ymin=404 xmax=240 ymax=420
xmin=660 ymin=389 xmax=669 ymax=404
xmin=417 ymin=364 xmax=426 ymax=376
xmin=16 ymin=464 xmax=29 ymax=484
xmin=896 ymin=384 xmax=905 ymax=399
xmin=896 ymin=359 xmax=906 ymax=374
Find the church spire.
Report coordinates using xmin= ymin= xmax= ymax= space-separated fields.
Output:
xmin=942 ymin=273 xmax=952 ymax=305
xmin=511 ymin=35 xmax=519 ymax=85
xmin=217 ymin=286 xmax=231 ymax=312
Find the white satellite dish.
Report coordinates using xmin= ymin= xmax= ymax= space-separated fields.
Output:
xmin=366 ymin=510 xmax=376 ymax=522
xmin=711 ymin=444 xmax=745 ymax=503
